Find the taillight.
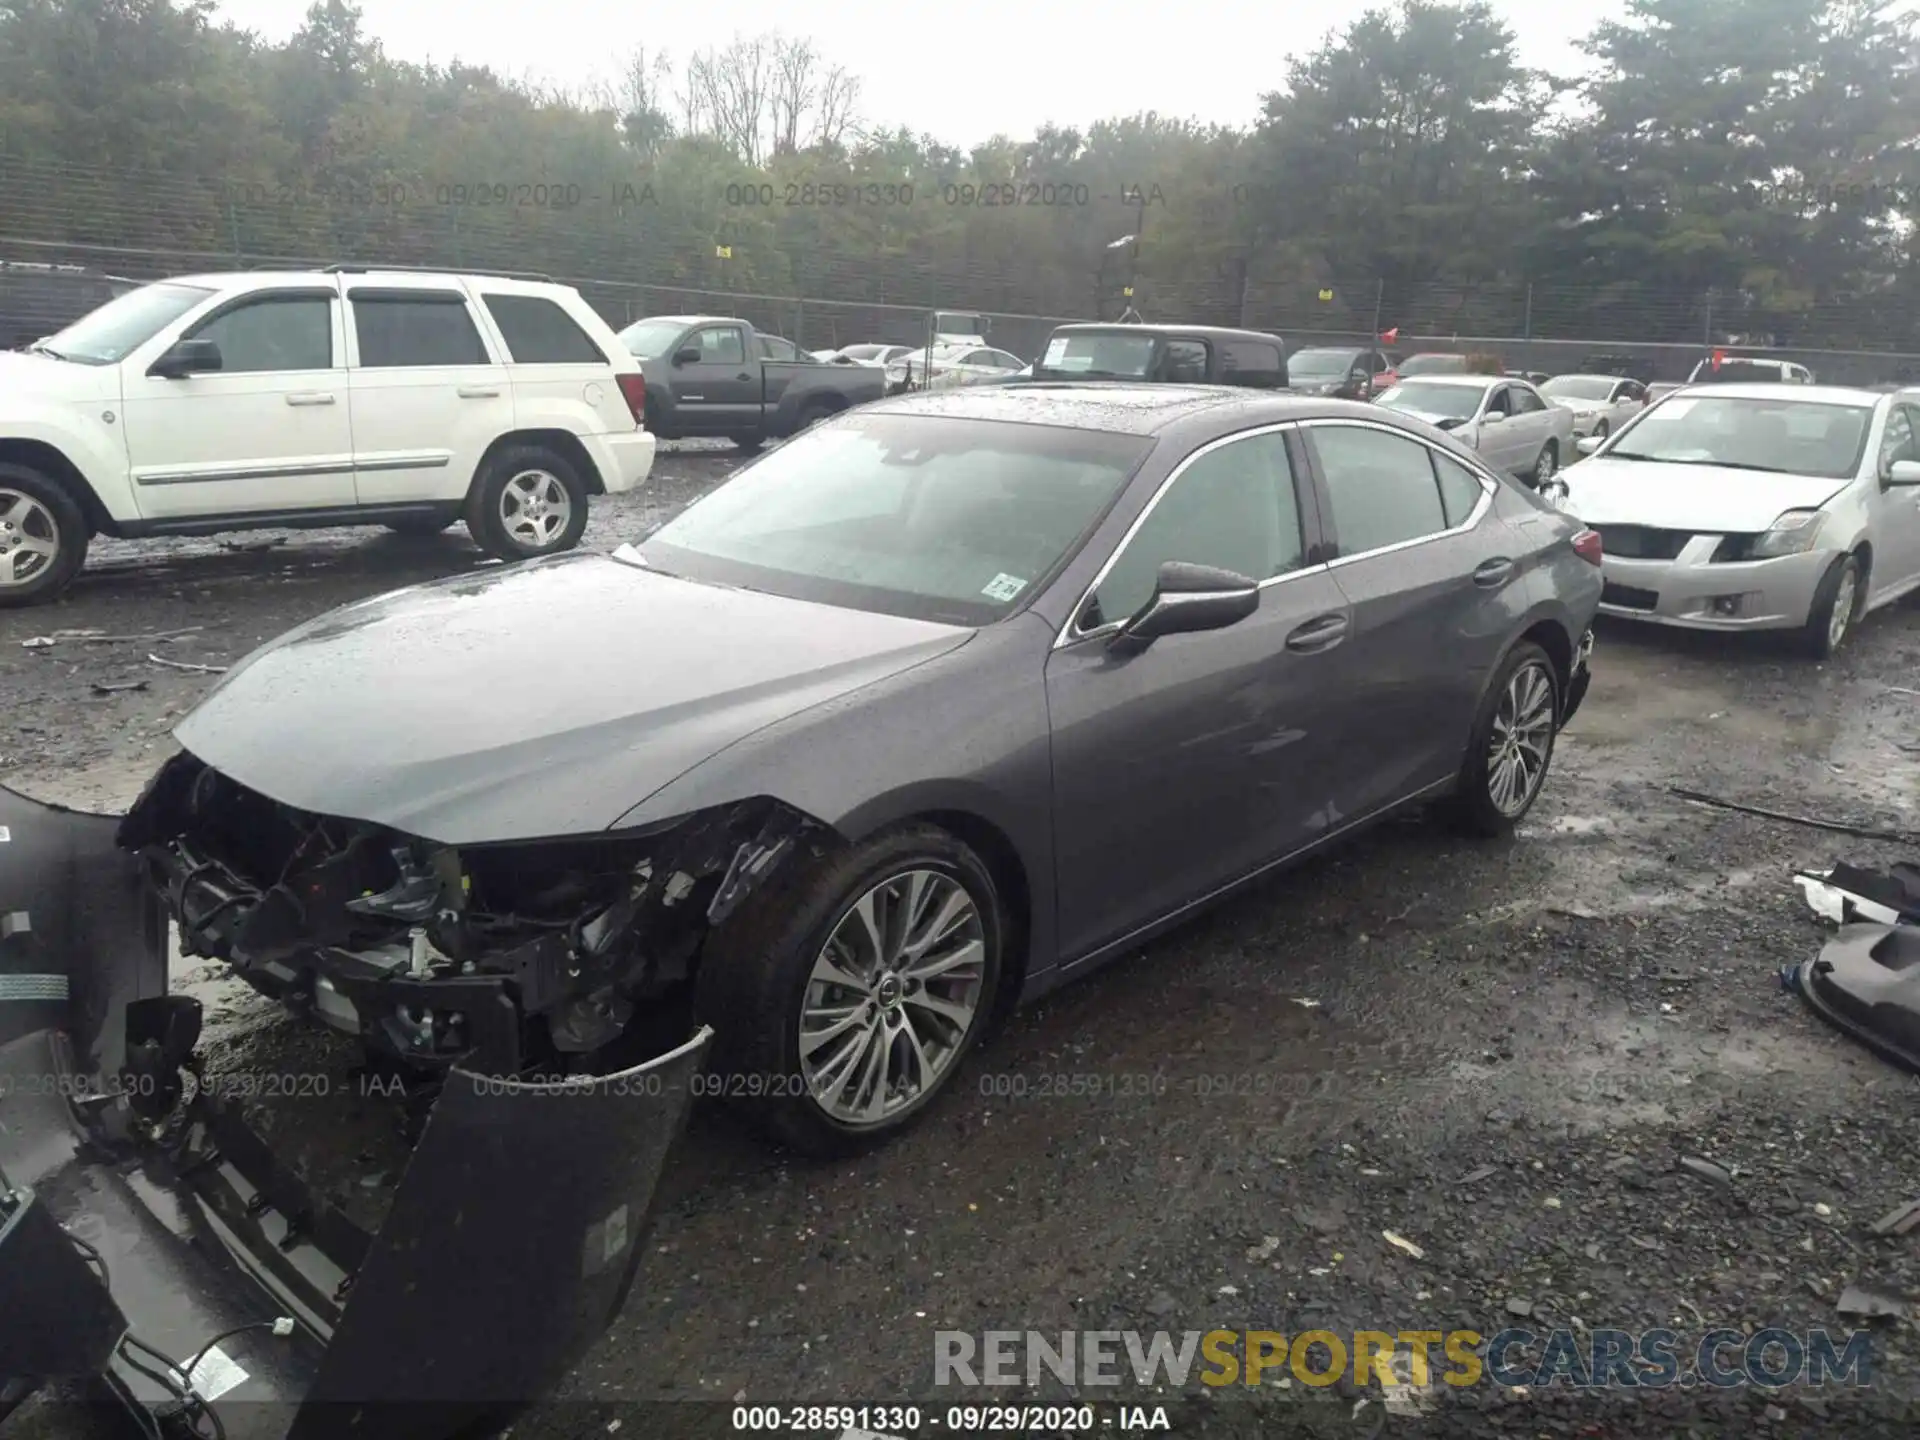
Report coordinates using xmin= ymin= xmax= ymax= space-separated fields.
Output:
xmin=616 ymin=372 xmax=647 ymax=426
xmin=1572 ymin=529 xmax=1603 ymax=565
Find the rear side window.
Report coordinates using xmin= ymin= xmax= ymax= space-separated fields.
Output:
xmin=1432 ymin=452 xmax=1485 ymax=526
xmin=759 ymin=334 xmax=800 ymax=361
xmin=483 ymin=294 xmax=606 ymax=364
xmin=1220 ymin=341 xmax=1284 ymax=387
xmin=352 ymin=295 xmax=489 ymax=367
xmin=1157 ymin=340 xmax=1209 ymax=383
xmin=1311 ymin=425 xmax=1450 ymax=556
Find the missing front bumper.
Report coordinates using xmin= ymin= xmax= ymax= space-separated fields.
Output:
xmin=0 ymin=782 xmax=712 ymax=1438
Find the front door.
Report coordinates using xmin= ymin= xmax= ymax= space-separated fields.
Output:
xmin=671 ymin=323 xmax=761 ymax=432
xmin=118 ymin=287 xmax=356 ymax=518
xmin=1870 ymin=402 xmax=1920 ymax=602
xmin=1046 ymin=426 xmax=1354 ymax=962
xmin=345 ymin=281 xmax=512 ymax=506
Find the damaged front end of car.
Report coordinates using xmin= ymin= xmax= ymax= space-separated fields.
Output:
xmin=0 ymin=776 xmax=719 ymax=1439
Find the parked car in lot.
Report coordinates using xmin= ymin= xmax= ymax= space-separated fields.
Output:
xmin=617 ymin=314 xmax=884 ymax=452
xmin=1398 ymin=352 xmax=1500 ymax=378
xmin=1286 ymin=346 xmax=1398 ymax=398
xmin=1028 ymin=323 xmax=1289 ymax=387
xmin=0 ymin=266 xmax=657 ymax=606
xmin=1375 ymin=373 xmax=1574 ymax=485
xmin=827 ymin=343 xmax=918 ymax=368
xmin=1540 ymin=373 xmax=1651 ymax=440
xmin=53 ymin=384 xmax=1599 ymax=1159
xmin=1688 ymin=355 xmax=1815 ymax=384
xmin=1550 ymin=384 xmax=1920 ymax=656
xmin=888 ymin=343 xmax=1027 ymax=391
xmin=1646 ymin=381 xmax=1685 ymax=404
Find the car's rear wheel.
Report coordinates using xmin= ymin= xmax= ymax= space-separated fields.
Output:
xmin=1796 ymin=551 xmax=1863 ymax=659
xmin=0 ymin=465 xmax=88 ymax=608
xmin=696 ymin=824 xmax=1004 ymax=1156
xmin=1443 ymin=641 xmax=1561 ymax=837
xmin=466 ymin=446 xmax=590 ymax=560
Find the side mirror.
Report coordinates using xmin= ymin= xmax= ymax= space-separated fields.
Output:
xmin=148 ymin=337 xmax=222 ymax=379
xmin=1576 ymin=435 xmax=1604 ymax=456
xmin=672 ymin=346 xmax=701 ymax=366
xmin=1889 ymin=459 xmax=1920 ymax=486
xmin=1480 ymin=412 xmax=1506 ymax=425
xmin=1108 ymin=561 xmax=1259 ymax=655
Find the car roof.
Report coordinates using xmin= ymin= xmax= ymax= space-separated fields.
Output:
xmin=1049 ymin=323 xmax=1285 ymax=343
xmin=862 ymin=383 xmax=1382 ymax=435
xmin=1665 ymin=382 xmax=1884 ymax=405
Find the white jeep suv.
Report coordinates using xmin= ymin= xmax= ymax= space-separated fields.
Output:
xmin=0 ymin=266 xmax=656 ymax=605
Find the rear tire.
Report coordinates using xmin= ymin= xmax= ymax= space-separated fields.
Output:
xmin=695 ymin=824 xmax=1005 ymax=1157
xmin=1442 ymin=641 xmax=1562 ymax=838
xmin=465 ymin=446 xmax=590 ymax=561
xmin=1796 ymin=551 xmax=1863 ymax=660
xmin=733 ymin=436 xmax=765 ymax=455
xmin=0 ymin=464 xmax=89 ymax=608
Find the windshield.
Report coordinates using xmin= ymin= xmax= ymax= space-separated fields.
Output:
xmin=1606 ymin=396 xmax=1872 ymax=479
xmin=1398 ymin=354 xmax=1469 ymax=376
xmin=38 ymin=281 xmax=211 ymax=364
xmin=1542 ymin=376 xmax=1618 ymax=401
xmin=616 ymin=319 xmax=691 ymax=358
xmin=638 ymin=414 xmax=1152 ymax=625
xmin=1377 ymin=381 xmax=1484 ymax=420
xmin=1288 ymin=349 xmax=1358 ymax=376
xmin=1034 ymin=332 xmax=1158 ymax=379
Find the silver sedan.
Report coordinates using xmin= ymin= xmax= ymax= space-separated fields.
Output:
xmin=1539 ymin=374 xmax=1650 ymax=441
xmin=1375 ymin=374 xmax=1575 ymax=485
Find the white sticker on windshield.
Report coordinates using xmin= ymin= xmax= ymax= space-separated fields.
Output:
xmin=981 ymin=573 xmax=1028 ymax=602
xmin=1043 ymin=338 xmax=1068 ymax=366
xmin=1652 ymin=398 xmax=1695 ymax=418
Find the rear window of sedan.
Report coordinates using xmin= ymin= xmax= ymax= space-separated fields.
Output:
xmin=638 ymin=414 xmax=1154 ymax=625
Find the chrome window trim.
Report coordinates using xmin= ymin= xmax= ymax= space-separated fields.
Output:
xmin=1297 ymin=417 xmax=1495 ymax=569
xmin=1052 ymin=421 xmax=1316 ymax=651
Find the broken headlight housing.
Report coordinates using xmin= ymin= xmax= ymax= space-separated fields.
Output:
xmin=1748 ymin=508 xmax=1827 ymax=558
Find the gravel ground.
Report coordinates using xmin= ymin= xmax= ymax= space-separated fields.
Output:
xmin=5 ymin=446 xmax=1920 ymax=1438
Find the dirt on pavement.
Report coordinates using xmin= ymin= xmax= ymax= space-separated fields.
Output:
xmin=4 ymin=447 xmax=1919 ymax=1437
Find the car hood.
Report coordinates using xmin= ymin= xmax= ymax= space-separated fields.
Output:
xmin=173 ymin=553 xmax=971 ymax=844
xmin=0 ymin=349 xmax=114 ymax=405
xmin=1560 ymin=456 xmax=1849 ymax=531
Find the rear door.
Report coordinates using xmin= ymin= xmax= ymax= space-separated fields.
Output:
xmin=1046 ymin=426 xmax=1354 ymax=961
xmin=670 ymin=323 xmax=760 ymax=431
xmin=345 ymin=279 xmax=511 ymax=505
xmin=1299 ymin=420 xmax=1519 ymax=817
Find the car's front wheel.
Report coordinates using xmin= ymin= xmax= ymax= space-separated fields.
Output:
xmin=697 ymin=824 xmax=1004 ymax=1156
xmin=0 ymin=465 xmax=88 ymax=608
xmin=1796 ymin=551 xmax=1863 ymax=659
xmin=1443 ymin=640 xmax=1561 ymax=837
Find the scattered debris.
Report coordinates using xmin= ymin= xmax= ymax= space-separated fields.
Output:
xmin=1794 ymin=862 xmax=1920 ymax=926
xmin=1678 ymin=1156 xmax=1733 ymax=1186
xmin=148 ymin=653 xmax=228 ymax=674
xmin=1290 ymin=997 xmax=1321 ymax=1009
xmin=1382 ymin=1230 xmax=1426 ymax=1259
xmin=1815 ymin=1203 xmax=1834 ymax=1218
xmin=1505 ymin=1298 xmax=1532 ymax=1317
xmin=1791 ymin=924 xmax=1920 ymax=1073
xmin=22 ymin=625 xmax=202 ymax=647
xmin=1836 ymin=1283 xmax=1910 ymax=1321
xmin=1670 ymin=787 xmax=1916 ymax=844
xmin=90 ymin=679 xmax=150 ymax=695
xmin=1459 ymin=1164 xmax=1499 ymax=1185
xmin=1870 ymin=1199 xmax=1920 ymax=1237
xmin=219 ymin=537 xmax=287 ymax=553
xmin=1245 ymin=1235 xmax=1281 ymax=1263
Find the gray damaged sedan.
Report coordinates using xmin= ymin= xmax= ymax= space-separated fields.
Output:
xmin=9 ymin=386 xmax=1602 ymax=1170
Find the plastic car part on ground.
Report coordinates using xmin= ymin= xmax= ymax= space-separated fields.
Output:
xmin=0 ymin=782 xmax=711 ymax=1439
xmin=1786 ymin=861 xmax=1920 ymax=1073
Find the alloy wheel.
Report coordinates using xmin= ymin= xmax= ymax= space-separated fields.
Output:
xmin=1486 ymin=661 xmax=1556 ymax=817
xmin=0 ymin=488 xmax=60 ymax=588
xmin=1537 ymin=446 xmax=1558 ymax=483
xmin=499 ymin=470 xmax=572 ymax=549
xmin=798 ymin=868 xmax=987 ymax=1125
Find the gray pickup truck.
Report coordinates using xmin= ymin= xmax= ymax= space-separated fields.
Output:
xmin=614 ymin=314 xmax=885 ymax=452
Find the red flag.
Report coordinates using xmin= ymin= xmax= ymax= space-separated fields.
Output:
xmin=1380 ymin=327 xmax=1399 ymax=345
xmin=1711 ymin=348 xmax=1726 ymax=368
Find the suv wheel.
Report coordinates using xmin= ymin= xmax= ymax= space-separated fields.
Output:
xmin=1443 ymin=641 xmax=1561 ymax=837
xmin=697 ymin=824 xmax=1004 ymax=1156
xmin=466 ymin=446 xmax=589 ymax=560
xmin=0 ymin=464 xmax=89 ymax=608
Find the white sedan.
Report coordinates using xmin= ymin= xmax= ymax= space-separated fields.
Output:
xmin=1547 ymin=384 xmax=1920 ymax=657
xmin=1539 ymin=374 xmax=1650 ymax=441
xmin=885 ymin=344 xmax=1026 ymax=392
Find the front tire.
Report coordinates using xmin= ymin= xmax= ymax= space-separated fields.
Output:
xmin=1531 ymin=441 xmax=1560 ymax=486
xmin=696 ymin=824 xmax=1005 ymax=1156
xmin=0 ymin=465 xmax=89 ymax=608
xmin=1593 ymin=420 xmax=1610 ymax=440
xmin=465 ymin=446 xmax=590 ymax=561
xmin=1443 ymin=641 xmax=1562 ymax=838
xmin=1796 ymin=551 xmax=1863 ymax=659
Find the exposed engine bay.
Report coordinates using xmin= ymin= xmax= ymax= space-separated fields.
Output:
xmin=122 ymin=750 xmax=819 ymax=1077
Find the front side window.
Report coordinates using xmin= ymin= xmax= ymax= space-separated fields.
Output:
xmin=689 ymin=326 xmax=746 ymax=365
xmin=1084 ymin=432 xmax=1304 ymax=630
xmin=1880 ymin=406 xmax=1919 ymax=471
xmin=37 ymin=281 xmax=213 ymax=365
xmin=1511 ymin=387 xmax=1546 ymax=413
xmin=1311 ymin=425 xmax=1451 ymax=556
xmin=759 ymin=334 xmax=799 ymax=361
xmin=188 ymin=295 xmax=333 ymax=372
xmin=640 ymin=414 xmax=1151 ymax=625
xmin=351 ymin=295 xmax=489 ymax=367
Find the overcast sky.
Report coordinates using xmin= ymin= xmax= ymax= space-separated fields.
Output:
xmin=212 ymin=0 xmax=1629 ymax=149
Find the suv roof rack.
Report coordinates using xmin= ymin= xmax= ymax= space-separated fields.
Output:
xmin=318 ymin=263 xmax=555 ymax=282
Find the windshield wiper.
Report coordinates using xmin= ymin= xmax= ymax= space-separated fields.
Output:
xmin=1606 ymin=453 xmax=1795 ymax=474
xmin=25 ymin=340 xmax=67 ymax=360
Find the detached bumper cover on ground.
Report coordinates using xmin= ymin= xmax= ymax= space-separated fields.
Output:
xmin=0 ymin=783 xmax=709 ymax=1439
xmin=1790 ymin=862 xmax=1920 ymax=1073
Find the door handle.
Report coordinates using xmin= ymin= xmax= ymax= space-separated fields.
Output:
xmin=1473 ymin=557 xmax=1516 ymax=587
xmin=736 ymin=373 xmax=753 ymax=382
xmin=456 ymin=385 xmax=500 ymax=398
xmin=285 ymin=391 xmax=335 ymax=406
xmin=1285 ymin=613 xmax=1350 ymax=653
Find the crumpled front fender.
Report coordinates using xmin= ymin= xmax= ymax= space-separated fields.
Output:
xmin=0 ymin=782 xmax=711 ymax=1438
